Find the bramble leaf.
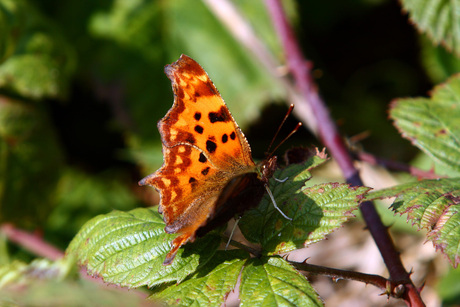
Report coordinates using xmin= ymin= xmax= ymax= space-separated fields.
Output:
xmin=153 ymin=250 xmax=247 ymax=306
xmin=402 ymin=0 xmax=460 ymax=56
xmin=240 ymin=256 xmax=323 ymax=306
xmin=66 ymin=208 xmax=221 ymax=288
xmin=240 ymin=153 xmax=370 ymax=254
xmin=390 ymin=74 xmax=460 ymax=174
xmin=367 ymin=178 xmax=460 ymax=267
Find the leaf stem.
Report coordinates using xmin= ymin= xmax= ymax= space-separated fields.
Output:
xmin=221 ymin=234 xmax=262 ymax=258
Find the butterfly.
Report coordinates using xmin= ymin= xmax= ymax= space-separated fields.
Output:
xmin=139 ymin=54 xmax=291 ymax=265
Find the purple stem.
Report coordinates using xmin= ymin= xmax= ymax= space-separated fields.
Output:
xmin=264 ymin=0 xmax=424 ymax=306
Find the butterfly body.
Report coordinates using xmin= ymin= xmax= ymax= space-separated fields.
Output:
xmin=140 ymin=55 xmax=276 ymax=265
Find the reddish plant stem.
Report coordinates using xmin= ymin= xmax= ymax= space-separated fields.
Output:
xmin=1 ymin=223 xmax=64 ymax=260
xmin=290 ymin=260 xmax=400 ymax=297
xmin=356 ymin=151 xmax=443 ymax=179
xmin=264 ymin=1 xmax=424 ymax=306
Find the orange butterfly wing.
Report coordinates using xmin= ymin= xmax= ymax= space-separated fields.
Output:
xmin=140 ymin=55 xmax=259 ymax=264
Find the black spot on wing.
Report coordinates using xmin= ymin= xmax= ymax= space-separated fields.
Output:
xmin=201 ymin=167 xmax=210 ymax=176
xmin=199 ymin=153 xmax=207 ymax=163
xmin=230 ymin=131 xmax=236 ymax=140
xmin=222 ymin=134 xmax=228 ymax=143
xmin=194 ymin=125 xmax=204 ymax=134
xmin=206 ymin=140 xmax=217 ymax=153
xmin=208 ymin=106 xmax=231 ymax=123
xmin=194 ymin=112 xmax=201 ymax=120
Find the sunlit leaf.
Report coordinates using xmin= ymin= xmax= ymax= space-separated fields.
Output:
xmin=67 ymin=208 xmax=221 ymax=288
xmin=153 ymin=250 xmax=247 ymax=306
xmin=367 ymin=178 xmax=460 ymax=267
xmin=240 ymin=152 xmax=369 ymax=254
xmin=390 ymin=74 xmax=460 ymax=173
xmin=240 ymin=256 xmax=323 ymax=306
xmin=402 ymin=0 xmax=460 ymax=56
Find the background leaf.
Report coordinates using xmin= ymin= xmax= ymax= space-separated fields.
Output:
xmin=67 ymin=208 xmax=221 ymax=288
xmin=390 ymin=74 xmax=460 ymax=173
xmin=367 ymin=178 xmax=460 ymax=267
xmin=0 ymin=98 xmax=63 ymax=226
xmin=240 ymin=256 xmax=323 ymax=307
xmin=401 ymin=0 xmax=460 ymax=56
xmin=0 ymin=0 xmax=75 ymax=99
xmin=0 ymin=258 xmax=151 ymax=307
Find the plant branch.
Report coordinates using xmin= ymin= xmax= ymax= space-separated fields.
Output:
xmin=1 ymin=223 xmax=64 ymax=260
xmin=263 ymin=1 xmax=424 ymax=306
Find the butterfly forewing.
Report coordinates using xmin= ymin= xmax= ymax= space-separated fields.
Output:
xmin=140 ymin=55 xmax=261 ymax=264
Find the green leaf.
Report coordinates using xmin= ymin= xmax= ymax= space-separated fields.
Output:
xmin=390 ymin=75 xmax=460 ymax=173
xmin=153 ymin=250 xmax=247 ymax=306
xmin=401 ymin=0 xmax=460 ymax=56
xmin=367 ymin=178 xmax=460 ymax=268
xmin=240 ymin=256 xmax=323 ymax=307
xmin=240 ymin=154 xmax=369 ymax=254
xmin=0 ymin=0 xmax=75 ymax=99
xmin=48 ymin=168 xmax=139 ymax=240
xmin=67 ymin=208 xmax=221 ymax=288
xmin=0 ymin=98 xmax=63 ymax=227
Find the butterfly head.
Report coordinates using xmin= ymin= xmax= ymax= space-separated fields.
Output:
xmin=259 ymin=156 xmax=278 ymax=184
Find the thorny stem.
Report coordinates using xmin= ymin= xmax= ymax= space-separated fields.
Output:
xmin=263 ymin=0 xmax=424 ymax=306
xmin=289 ymin=259 xmax=402 ymax=298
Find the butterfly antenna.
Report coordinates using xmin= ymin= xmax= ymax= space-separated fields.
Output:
xmin=268 ymin=122 xmax=302 ymax=158
xmin=266 ymin=104 xmax=295 ymax=155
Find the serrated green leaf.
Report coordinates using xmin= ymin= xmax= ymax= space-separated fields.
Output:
xmin=402 ymin=0 xmax=460 ymax=56
xmin=367 ymin=178 xmax=460 ymax=268
xmin=67 ymin=208 xmax=221 ymax=288
xmin=239 ymin=155 xmax=327 ymax=244
xmin=240 ymin=256 xmax=323 ymax=307
xmin=240 ymin=156 xmax=368 ymax=254
xmin=390 ymin=75 xmax=460 ymax=173
xmin=153 ymin=250 xmax=247 ymax=306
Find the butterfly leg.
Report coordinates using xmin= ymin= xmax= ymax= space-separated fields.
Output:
xmin=274 ymin=177 xmax=288 ymax=183
xmin=264 ymin=185 xmax=292 ymax=221
xmin=225 ymin=218 xmax=241 ymax=250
